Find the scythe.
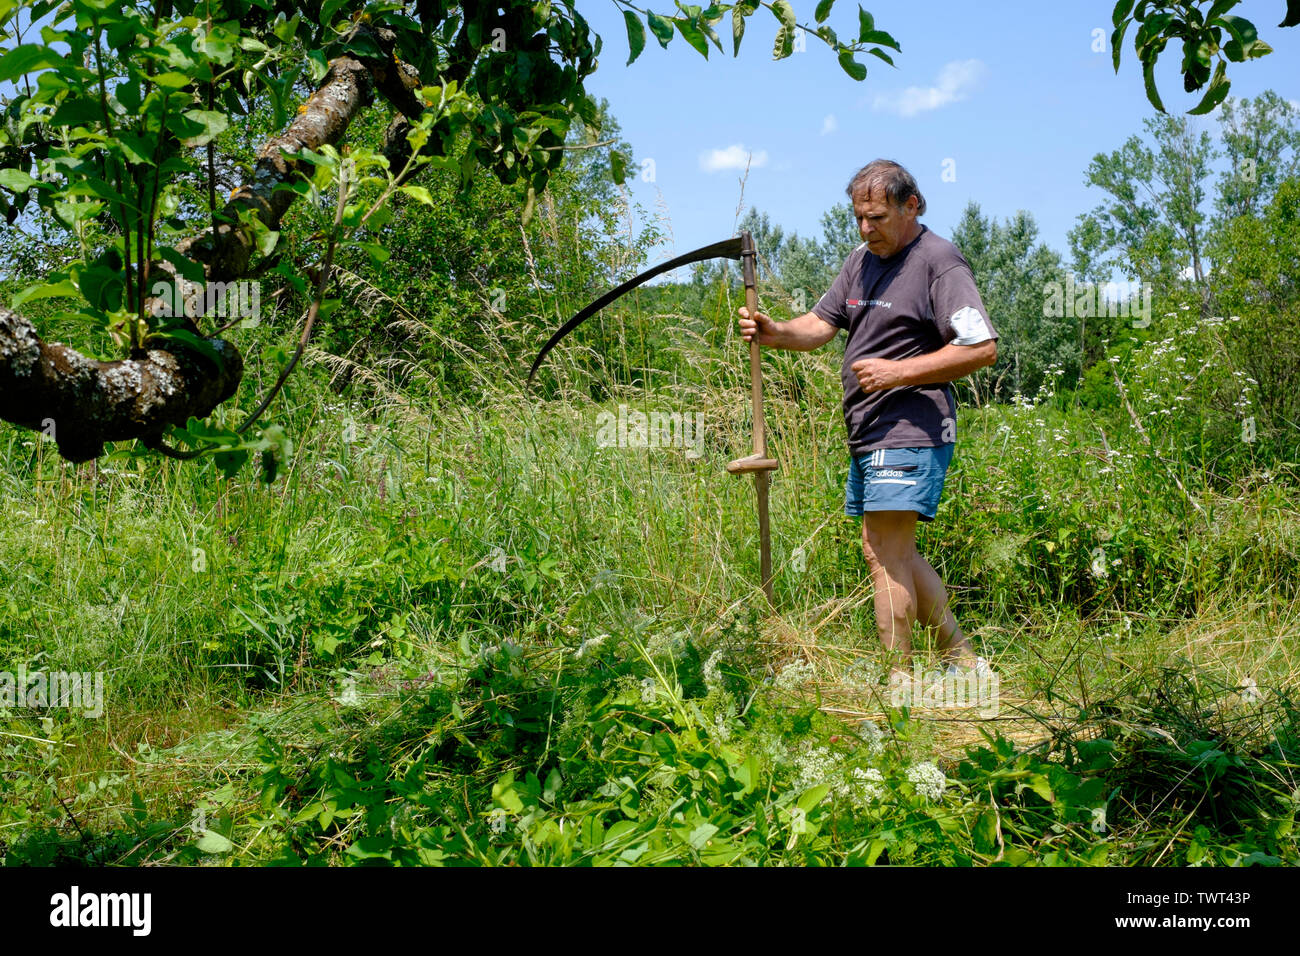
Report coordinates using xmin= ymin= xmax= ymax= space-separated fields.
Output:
xmin=527 ymin=231 xmax=779 ymax=608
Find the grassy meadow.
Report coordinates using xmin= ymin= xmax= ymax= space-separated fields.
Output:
xmin=2 ymin=260 xmax=1297 ymax=866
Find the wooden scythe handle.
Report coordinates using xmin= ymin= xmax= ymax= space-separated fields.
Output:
xmin=738 ymin=231 xmax=776 ymax=607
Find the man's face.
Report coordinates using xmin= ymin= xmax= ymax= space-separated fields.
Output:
xmin=852 ymin=185 xmax=919 ymax=259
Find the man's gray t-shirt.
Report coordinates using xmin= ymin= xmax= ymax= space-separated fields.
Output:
xmin=811 ymin=225 xmax=998 ymax=456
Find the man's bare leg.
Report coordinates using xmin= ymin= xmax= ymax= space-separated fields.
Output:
xmin=911 ymin=554 xmax=978 ymax=667
xmin=861 ymin=511 xmax=921 ymax=678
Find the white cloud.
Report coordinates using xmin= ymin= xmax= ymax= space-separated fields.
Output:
xmin=871 ymin=59 xmax=987 ymax=118
xmin=699 ymin=144 xmax=768 ymax=173
xmin=821 ymin=114 xmax=838 ymax=135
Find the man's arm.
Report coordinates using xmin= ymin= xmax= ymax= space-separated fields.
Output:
xmin=737 ymin=309 xmax=839 ymax=351
xmin=851 ymin=340 xmax=997 ymax=393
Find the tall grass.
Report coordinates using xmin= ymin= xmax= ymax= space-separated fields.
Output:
xmin=1 ymin=207 xmax=1297 ymax=866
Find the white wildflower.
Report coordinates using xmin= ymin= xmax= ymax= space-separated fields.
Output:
xmin=646 ymin=629 xmax=687 ymax=658
xmin=574 ymin=633 xmax=608 ymax=658
xmin=857 ymin=720 xmax=885 ymax=757
xmin=905 ymin=761 xmax=947 ymax=802
xmin=775 ymin=659 xmax=816 ymax=690
xmin=851 ymin=767 xmax=886 ymax=803
xmin=712 ymin=716 xmax=732 ymax=742
xmin=793 ymin=746 xmax=839 ymax=792
xmin=793 ymin=745 xmax=862 ymax=803
xmin=703 ymin=648 xmax=725 ymax=690
xmin=1090 ymin=550 xmax=1109 ymax=580
xmin=640 ymin=677 xmax=657 ymax=704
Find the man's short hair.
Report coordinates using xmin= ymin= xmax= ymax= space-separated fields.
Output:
xmin=846 ymin=159 xmax=926 ymax=216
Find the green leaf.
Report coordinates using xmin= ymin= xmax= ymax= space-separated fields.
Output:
xmin=0 ymin=168 xmax=40 ymax=191
xmin=1026 ymin=774 xmax=1055 ymax=803
xmin=860 ymin=29 xmax=899 ymax=51
xmin=610 ymin=149 xmax=626 ymax=185
xmin=150 ymin=71 xmax=194 ymax=90
xmin=272 ymin=11 xmax=301 ymax=43
xmin=797 ymin=784 xmax=830 ymax=813
xmin=213 ymin=447 xmax=248 ymax=479
xmin=64 ymin=178 xmax=139 ymax=212
xmin=1218 ymin=14 xmax=1269 ymax=59
xmin=772 ymin=24 xmax=793 ymax=59
xmin=838 ymin=49 xmax=866 ymax=81
xmin=195 ymin=830 xmax=233 ymax=853
xmin=147 ymin=328 xmax=226 ymax=373
xmin=349 ymin=241 xmax=389 ymax=265
xmin=815 ymin=0 xmax=835 ymax=24
xmin=492 ymin=773 xmax=525 ymax=814
xmin=700 ymin=13 xmax=724 ymax=53
xmin=1112 ymin=19 xmax=1131 ymax=71
xmin=1187 ymin=62 xmax=1229 ymax=114
xmin=972 ymin=809 xmax=998 ymax=853
xmin=77 ymin=261 xmax=124 ymax=312
xmin=732 ymin=6 xmax=745 ymax=54
xmin=48 ymin=97 xmax=102 ymax=128
xmin=256 ymin=227 xmax=279 ymax=257
xmin=339 ymin=33 xmax=384 ymax=61
xmin=0 ymin=44 xmax=64 ymax=83
xmin=1136 ymin=11 xmax=1176 ymax=57
xmin=857 ymin=5 xmax=874 ymax=42
xmin=772 ymin=0 xmax=796 ymax=34
xmin=647 ymin=12 xmax=674 ymax=48
xmin=1112 ymin=0 xmax=1136 ymax=28
xmin=623 ymin=10 xmax=646 ymax=65
xmin=1142 ymin=56 xmax=1165 ymax=112
xmin=178 ymin=109 xmax=228 ymax=147
xmin=116 ymin=132 xmax=157 ymax=166
xmin=398 ymin=184 xmax=435 ymax=206
xmin=157 ymin=245 xmax=207 ymax=284
xmin=864 ymin=838 xmax=888 ymax=864
xmin=306 ymin=49 xmax=329 ymax=84
xmin=1206 ymin=0 xmax=1239 ymax=20
xmin=687 ymin=822 xmax=719 ymax=849
xmin=674 ymin=17 xmax=709 ymax=58
xmin=867 ymin=46 xmax=894 ymax=66
xmin=11 ymin=279 xmax=78 ymax=308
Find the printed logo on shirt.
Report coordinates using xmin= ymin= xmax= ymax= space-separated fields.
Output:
xmin=847 ymin=298 xmax=892 ymax=309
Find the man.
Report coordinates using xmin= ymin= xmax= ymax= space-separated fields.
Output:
xmin=737 ymin=159 xmax=997 ymax=685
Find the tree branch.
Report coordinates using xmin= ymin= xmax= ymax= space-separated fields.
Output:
xmin=175 ymin=56 xmax=376 ymax=282
xmin=1 ymin=54 xmax=376 ymax=461
xmin=0 ymin=305 xmax=242 ymax=463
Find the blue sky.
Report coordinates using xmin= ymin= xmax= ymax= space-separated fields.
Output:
xmin=3 ymin=1 xmax=1296 ymax=268
xmin=576 ymin=0 xmax=1300 ymax=264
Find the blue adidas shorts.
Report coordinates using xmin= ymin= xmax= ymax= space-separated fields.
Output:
xmin=844 ymin=444 xmax=955 ymax=522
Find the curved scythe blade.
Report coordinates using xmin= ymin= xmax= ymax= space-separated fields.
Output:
xmin=527 ymin=236 xmax=744 ymax=382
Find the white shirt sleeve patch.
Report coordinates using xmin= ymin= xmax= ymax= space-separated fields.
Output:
xmin=949 ymin=306 xmax=992 ymax=345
